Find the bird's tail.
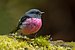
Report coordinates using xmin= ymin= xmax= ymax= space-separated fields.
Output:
xmin=10 ymin=27 xmax=20 ymax=34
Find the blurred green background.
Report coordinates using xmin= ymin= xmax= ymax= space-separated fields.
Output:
xmin=0 ymin=0 xmax=48 ymax=34
xmin=0 ymin=0 xmax=75 ymax=41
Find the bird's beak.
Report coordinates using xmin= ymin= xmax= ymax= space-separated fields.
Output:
xmin=41 ymin=12 xmax=45 ymax=14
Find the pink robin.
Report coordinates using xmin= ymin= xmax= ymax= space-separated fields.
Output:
xmin=10 ymin=9 xmax=44 ymax=36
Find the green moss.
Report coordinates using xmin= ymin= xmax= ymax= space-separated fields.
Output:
xmin=0 ymin=35 xmax=74 ymax=50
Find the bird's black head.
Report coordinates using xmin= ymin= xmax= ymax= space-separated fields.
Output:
xmin=25 ymin=9 xmax=44 ymax=18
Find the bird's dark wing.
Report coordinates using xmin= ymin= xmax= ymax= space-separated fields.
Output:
xmin=10 ymin=15 xmax=30 ymax=33
xmin=18 ymin=15 xmax=31 ymax=27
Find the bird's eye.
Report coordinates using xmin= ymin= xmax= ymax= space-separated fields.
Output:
xmin=29 ymin=11 xmax=40 ymax=14
xmin=36 ymin=12 xmax=39 ymax=14
xmin=30 ymin=12 xmax=35 ymax=14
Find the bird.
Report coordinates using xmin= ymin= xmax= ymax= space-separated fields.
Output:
xmin=10 ymin=9 xmax=44 ymax=36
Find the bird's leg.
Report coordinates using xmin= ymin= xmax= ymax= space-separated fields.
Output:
xmin=27 ymin=33 xmax=38 ymax=38
xmin=34 ymin=33 xmax=37 ymax=38
xmin=50 ymin=37 xmax=53 ymax=41
xmin=49 ymin=35 xmax=53 ymax=41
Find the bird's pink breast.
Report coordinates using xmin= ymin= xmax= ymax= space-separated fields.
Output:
xmin=21 ymin=18 xmax=42 ymax=35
